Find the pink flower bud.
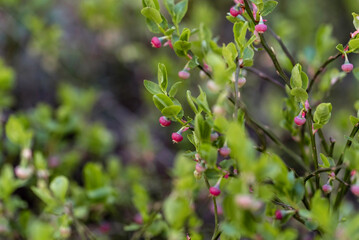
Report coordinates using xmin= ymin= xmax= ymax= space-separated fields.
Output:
xmin=209 ymin=185 xmax=221 ymax=196
xmin=195 ymin=163 xmax=205 ymax=173
xmin=230 ymin=6 xmax=241 ymax=17
xmin=351 ymin=185 xmax=359 ymax=196
xmin=238 ymin=77 xmax=246 ymax=88
xmin=133 ymin=214 xmax=143 ymax=225
xmin=172 ymin=132 xmax=183 ymax=143
xmin=207 ymin=80 xmax=220 ymax=92
xmin=341 ymin=62 xmax=354 ymax=73
xmin=99 ymin=222 xmax=111 ymax=233
xmin=235 ymin=194 xmax=252 ymax=209
xmin=210 ymin=132 xmax=219 ymax=141
xmin=255 ymin=23 xmax=267 ymax=33
xmin=159 ymin=116 xmax=171 ymax=127
xmin=59 ymin=226 xmax=71 ymax=238
xmin=21 ymin=148 xmax=32 ymax=160
xmin=15 ymin=166 xmax=33 ymax=180
xmin=213 ymin=105 xmax=226 ymax=116
xmin=255 ymin=16 xmax=267 ymax=33
xmin=178 ymin=70 xmax=190 ymax=79
xmin=219 ymin=147 xmax=231 ymax=157
xmin=275 ymin=210 xmax=283 ymax=220
xmin=294 ymin=116 xmax=306 ymax=126
xmin=151 ymin=37 xmax=161 ymax=48
xmin=322 ymin=184 xmax=332 ymax=194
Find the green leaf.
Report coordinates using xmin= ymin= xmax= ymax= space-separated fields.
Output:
xmin=194 ymin=114 xmax=211 ymax=142
xmin=350 ymin=115 xmax=359 ymax=126
xmin=199 ymin=143 xmax=218 ymax=167
xmin=261 ymin=1 xmax=278 ymax=16
xmin=301 ymin=71 xmax=309 ymax=89
xmin=162 ymin=105 xmax=182 ymax=117
xmin=222 ymin=43 xmax=237 ymax=68
xmin=144 ymin=80 xmax=163 ymax=95
xmin=142 ymin=0 xmax=160 ymax=10
xmin=168 ymin=82 xmax=182 ymax=97
xmin=353 ymin=67 xmax=359 ymax=81
xmin=163 ymin=195 xmax=190 ymax=229
xmin=153 ymin=94 xmax=174 ymax=111
xmin=83 ymin=163 xmax=106 ymax=190
xmin=173 ymin=40 xmax=191 ymax=56
xmin=141 ymin=7 xmax=163 ymax=24
xmin=180 ymin=28 xmax=191 ymax=41
xmin=290 ymin=64 xmax=302 ymax=88
xmin=349 ymin=39 xmax=359 ymax=51
xmin=173 ymin=0 xmax=188 ymax=25
xmin=145 ymin=18 xmax=161 ymax=33
xmin=157 ymin=63 xmax=168 ymax=92
xmin=353 ymin=12 xmax=359 ymax=30
xmin=197 ymin=86 xmax=211 ymax=114
xmin=313 ymin=103 xmax=332 ymax=128
xmin=31 ymin=186 xmax=54 ymax=205
xmin=187 ymin=55 xmax=199 ymax=68
xmin=186 ymin=90 xmax=198 ymax=114
xmin=49 ymin=176 xmax=69 ymax=202
xmin=132 ymin=183 xmax=149 ymax=220
xmin=124 ymin=224 xmax=142 ymax=231
xmin=214 ymin=116 xmax=229 ymax=133
xmin=320 ymin=153 xmax=330 ymax=167
xmin=290 ymin=87 xmax=308 ymax=103
xmin=163 ymin=0 xmax=175 ymax=15
xmin=336 ymin=44 xmax=344 ymax=54
xmin=5 ymin=116 xmax=33 ymax=147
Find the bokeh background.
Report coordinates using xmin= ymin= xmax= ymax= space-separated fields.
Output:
xmin=0 ymin=0 xmax=358 ymax=239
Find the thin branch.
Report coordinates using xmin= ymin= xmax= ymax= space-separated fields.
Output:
xmin=307 ymin=53 xmax=341 ymax=93
xmin=307 ymin=109 xmax=320 ymax=189
xmin=245 ymin=67 xmax=285 ymax=89
xmin=335 ymin=177 xmax=349 ymax=186
xmin=197 ymin=64 xmax=212 ymax=79
xmin=234 ymin=58 xmax=241 ymax=119
xmin=333 ymin=123 xmax=359 ymax=210
xmin=304 ymin=165 xmax=344 ymax=183
xmin=317 ymin=129 xmax=329 ymax=155
xmin=335 ymin=123 xmax=359 ymax=173
xmin=243 ymin=0 xmax=290 ymax=85
xmin=267 ymin=27 xmax=296 ymax=66
xmin=236 ymin=100 xmax=308 ymax=172
xmin=329 ymin=137 xmax=336 ymax=157
xmin=203 ymin=175 xmax=221 ymax=240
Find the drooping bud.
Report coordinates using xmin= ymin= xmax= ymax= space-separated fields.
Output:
xmin=14 ymin=166 xmax=33 ymax=180
xmin=209 ymin=185 xmax=221 ymax=196
xmin=255 ymin=16 xmax=267 ymax=33
xmin=172 ymin=132 xmax=183 ymax=143
xmin=351 ymin=185 xmax=359 ymax=196
xmin=341 ymin=54 xmax=354 ymax=73
xmin=275 ymin=210 xmax=283 ymax=220
xmin=210 ymin=132 xmax=219 ymax=141
xmin=322 ymin=184 xmax=332 ymax=194
xmin=230 ymin=6 xmax=242 ymax=17
xmin=195 ymin=163 xmax=205 ymax=173
xmin=159 ymin=116 xmax=171 ymax=127
xmin=178 ymin=70 xmax=190 ymax=79
xmin=294 ymin=116 xmax=306 ymax=126
xmin=151 ymin=37 xmax=162 ymax=48
xmin=219 ymin=147 xmax=231 ymax=157
xmin=341 ymin=62 xmax=354 ymax=73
